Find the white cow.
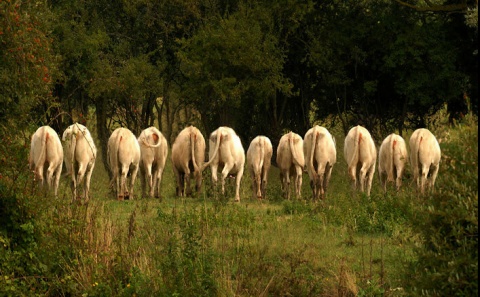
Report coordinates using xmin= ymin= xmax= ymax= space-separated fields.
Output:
xmin=62 ymin=123 xmax=97 ymax=203
xmin=246 ymin=136 xmax=273 ymax=200
xmin=343 ymin=125 xmax=377 ymax=196
xmin=276 ymin=131 xmax=305 ymax=200
xmin=29 ymin=125 xmax=63 ymax=197
xmin=138 ymin=127 xmax=168 ymax=199
xmin=107 ymin=127 xmax=141 ymax=200
xmin=304 ymin=126 xmax=336 ymax=201
xmin=203 ymin=126 xmax=245 ymax=202
xmin=378 ymin=133 xmax=408 ymax=193
xmin=409 ymin=128 xmax=441 ymax=194
xmin=171 ymin=126 xmax=206 ymax=197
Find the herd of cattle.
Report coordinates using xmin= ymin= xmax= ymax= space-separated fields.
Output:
xmin=28 ymin=123 xmax=442 ymax=203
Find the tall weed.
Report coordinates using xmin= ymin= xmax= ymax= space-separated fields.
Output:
xmin=403 ymin=114 xmax=478 ymax=296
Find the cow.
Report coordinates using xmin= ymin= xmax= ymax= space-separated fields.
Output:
xmin=171 ymin=126 xmax=206 ymax=197
xmin=203 ymin=126 xmax=245 ymax=202
xmin=246 ymin=136 xmax=273 ymax=200
xmin=62 ymin=123 xmax=97 ymax=203
xmin=409 ymin=128 xmax=441 ymax=194
xmin=378 ymin=133 xmax=408 ymax=193
xmin=304 ymin=125 xmax=336 ymax=201
xmin=29 ymin=125 xmax=63 ymax=197
xmin=276 ymin=131 xmax=305 ymax=200
xmin=138 ymin=127 xmax=168 ymax=199
xmin=107 ymin=127 xmax=141 ymax=200
xmin=343 ymin=125 xmax=377 ymax=197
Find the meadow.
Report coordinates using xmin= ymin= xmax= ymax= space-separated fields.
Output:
xmin=0 ymin=111 xmax=477 ymax=296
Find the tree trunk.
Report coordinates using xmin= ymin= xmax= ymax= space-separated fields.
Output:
xmin=96 ymin=97 xmax=112 ymax=180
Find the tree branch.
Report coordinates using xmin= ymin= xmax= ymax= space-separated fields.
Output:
xmin=394 ymin=0 xmax=469 ymax=13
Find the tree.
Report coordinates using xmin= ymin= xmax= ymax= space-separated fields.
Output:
xmin=0 ymin=0 xmax=57 ymax=131
xmin=304 ymin=1 xmax=471 ymax=138
xmin=177 ymin=1 xmax=293 ymax=140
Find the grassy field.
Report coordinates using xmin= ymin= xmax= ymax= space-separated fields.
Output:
xmin=1 ymin=110 xmax=477 ymax=296
xmin=47 ymin=121 xmax=419 ymax=296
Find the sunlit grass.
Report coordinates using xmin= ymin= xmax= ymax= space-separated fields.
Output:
xmin=12 ymin=110 xmax=475 ymax=296
xmin=50 ymin=128 xmax=419 ymax=296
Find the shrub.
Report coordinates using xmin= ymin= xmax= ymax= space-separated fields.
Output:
xmin=403 ymin=115 xmax=478 ymax=296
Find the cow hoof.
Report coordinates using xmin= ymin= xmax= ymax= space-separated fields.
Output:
xmin=117 ymin=195 xmax=124 ymax=201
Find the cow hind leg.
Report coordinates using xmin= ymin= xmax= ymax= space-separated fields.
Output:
xmin=255 ymin=172 xmax=262 ymax=199
xmin=261 ymin=168 xmax=268 ymax=200
xmin=210 ymin=165 xmax=219 ymax=197
xmin=53 ymin=163 xmax=62 ymax=198
xmin=251 ymin=174 xmax=257 ymax=200
xmin=155 ymin=167 xmax=164 ymax=199
xmin=365 ymin=164 xmax=375 ymax=197
xmin=76 ymin=163 xmax=87 ymax=200
xmin=429 ymin=164 xmax=440 ymax=193
xmin=84 ymin=165 xmax=94 ymax=203
xmin=395 ymin=166 xmax=403 ymax=191
xmin=178 ymin=172 xmax=185 ymax=197
xmin=318 ymin=172 xmax=325 ymax=201
xmin=291 ymin=166 xmax=302 ymax=199
xmin=323 ymin=163 xmax=334 ymax=200
xmin=34 ymin=166 xmax=45 ymax=189
xmin=185 ymin=169 xmax=192 ymax=197
xmin=358 ymin=163 xmax=369 ymax=194
xmin=348 ymin=165 xmax=357 ymax=192
xmin=119 ymin=165 xmax=129 ymax=200
xmin=46 ymin=163 xmax=56 ymax=191
xmin=145 ymin=163 xmax=154 ymax=198
xmin=118 ymin=176 xmax=125 ymax=201
xmin=234 ymin=167 xmax=244 ymax=202
xmin=128 ymin=165 xmax=139 ymax=200
xmin=221 ymin=165 xmax=233 ymax=197
xmin=285 ymin=172 xmax=291 ymax=200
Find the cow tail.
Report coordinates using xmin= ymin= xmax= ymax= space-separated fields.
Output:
xmin=388 ymin=135 xmax=395 ymax=182
xmin=417 ymin=135 xmax=423 ymax=174
xmin=108 ymin=130 xmax=123 ymax=186
xmin=258 ymin=137 xmax=265 ymax=170
xmin=141 ymin=130 xmax=162 ymax=148
xmin=309 ymin=130 xmax=318 ymax=178
xmin=289 ymin=132 xmax=303 ymax=167
xmin=201 ymin=128 xmax=222 ymax=170
xmin=70 ymin=124 xmax=79 ymax=174
xmin=190 ymin=131 xmax=200 ymax=172
xmin=35 ymin=127 xmax=48 ymax=170
xmin=350 ymin=127 xmax=361 ymax=167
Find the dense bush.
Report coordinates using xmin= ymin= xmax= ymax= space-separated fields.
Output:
xmin=403 ymin=115 xmax=478 ymax=296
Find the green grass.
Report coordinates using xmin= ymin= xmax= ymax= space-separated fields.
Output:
xmin=1 ymin=110 xmax=477 ymax=296
xmin=43 ymin=123 xmax=416 ymax=296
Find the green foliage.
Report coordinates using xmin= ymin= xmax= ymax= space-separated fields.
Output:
xmin=0 ymin=187 xmax=47 ymax=296
xmin=404 ymin=115 xmax=478 ymax=296
xmin=1 ymin=0 xmax=478 ymax=295
xmin=0 ymin=0 xmax=58 ymax=128
xmin=177 ymin=2 xmax=293 ymax=131
xmin=156 ymin=204 xmax=218 ymax=296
